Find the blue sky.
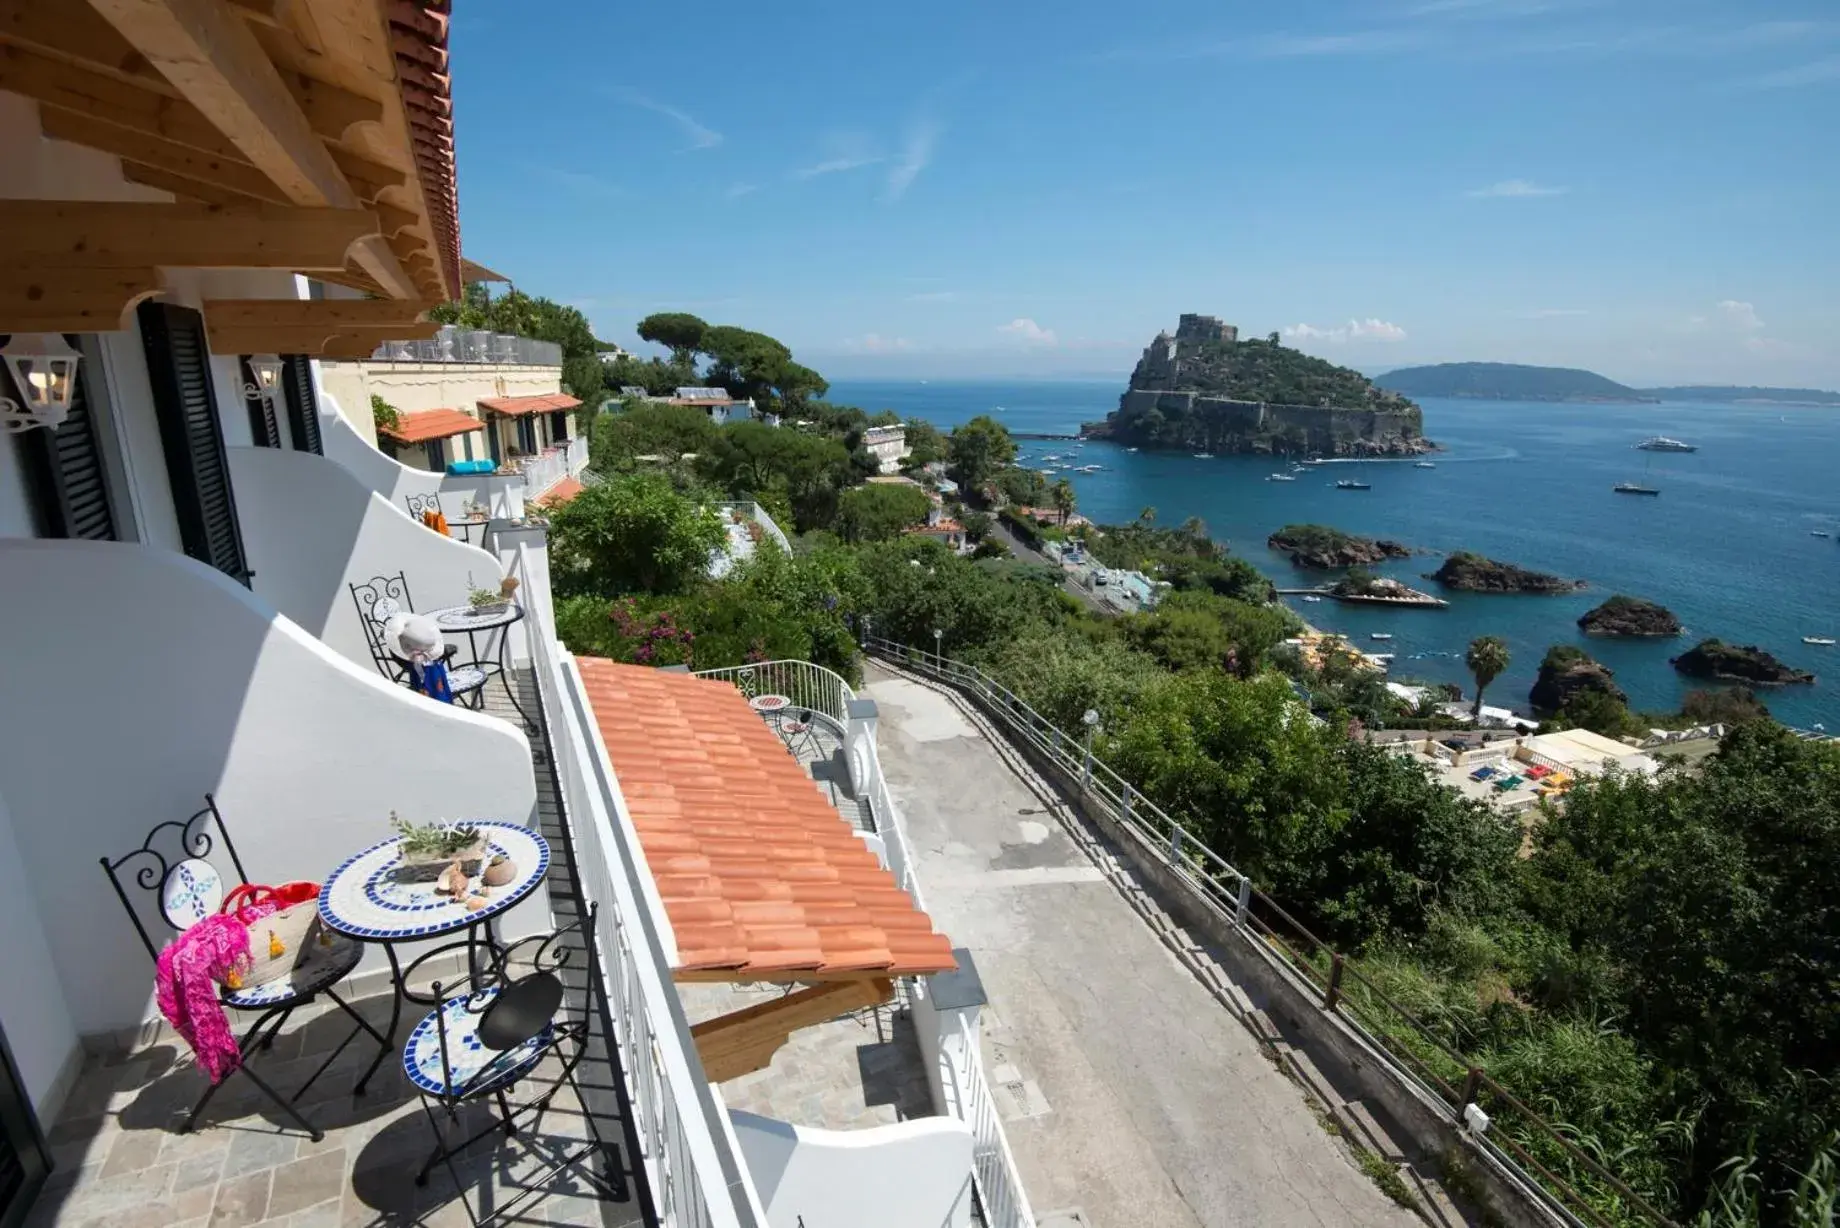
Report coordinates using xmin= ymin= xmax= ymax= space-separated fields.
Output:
xmin=451 ymin=1 xmax=1837 ymax=387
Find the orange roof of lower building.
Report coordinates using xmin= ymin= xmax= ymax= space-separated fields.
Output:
xmin=575 ymin=659 xmax=957 ymax=981
xmin=378 ymin=407 xmax=486 ymax=444
xmin=477 ymin=393 xmax=582 ymax=416
xmin=535 ymin=476 xmax=584 ymax=507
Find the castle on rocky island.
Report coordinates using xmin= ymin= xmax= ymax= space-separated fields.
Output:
xmin=1085 ymin=313 xmax=1432 ymax=458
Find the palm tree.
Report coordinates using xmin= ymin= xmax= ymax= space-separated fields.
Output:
xmin=1466 ymin=635 xmax=1511 ymax=717
xmin=1050 ymin=478 xmax=1076 ymax=526
xmin=1138 ymin=506 xmax=1157 ymax=525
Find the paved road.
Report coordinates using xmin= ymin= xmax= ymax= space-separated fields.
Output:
xmin=868 ymin=668 xmax=1420 ymax=1228
xmin=984 ymin=519 xmax=1114 ymax=614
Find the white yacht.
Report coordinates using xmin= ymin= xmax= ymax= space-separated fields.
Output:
xmin=1636 ymin=436 xmax=1697 ymax=453
xmin=1266 ymin=473 xmax=1297 ymax=482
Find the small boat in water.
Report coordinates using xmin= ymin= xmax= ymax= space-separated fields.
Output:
xmin=1414 ymin=461 xmax=1436 ymax=469
xmin=1335 ymin=480 xmax=1371 ymax=490
xmin=1812 ymin=530 xmax=1832 ymax=538
xmin=1126 ymin=446 xmax=1139 ymax=453
xmin=1266 ymin=473 xmax=1297 ymax=482
xmin=1614 ymin=483 xmax=1661 ymax=496
xmin=1369 ymin=633 xmax=1393 ymax=641
xmin=1805 ymin=636 xmax=1837 ymax=646
xmin=1637 ymin=436 xmax=1697 ymax=452
xmin=1193 ymin=452 xmax=1214 ymax=459
xmin=1301 ymin=594 xmax=1323 ymax=603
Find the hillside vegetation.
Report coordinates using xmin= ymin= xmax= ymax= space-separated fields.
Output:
xmin=1377 ymin=362 xmax=1650 ymax=402
xmin=1176 ymin=335 xmax=1415 ymax=409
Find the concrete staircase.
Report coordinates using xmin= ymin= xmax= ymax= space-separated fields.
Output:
xmin=871 ymin=657 xmax=1478 ymax=1227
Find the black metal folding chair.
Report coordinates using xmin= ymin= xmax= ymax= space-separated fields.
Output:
xmin=402 ymin=909 xmax=620 ymax=1225
xmin=348 ymin=572 xmax=487 ymax=707
xmin=404 ymin=491 xmax=444 ymax=522
xmin=99 ymin=795 xmax=391 ymax=1142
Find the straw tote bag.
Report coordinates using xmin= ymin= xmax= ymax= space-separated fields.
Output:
xmin=221 ymin=882 xmax=335 ymax=990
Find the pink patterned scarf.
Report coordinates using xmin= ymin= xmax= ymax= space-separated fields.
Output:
xmin=155 ymin=915 xmax=254 ymax=1083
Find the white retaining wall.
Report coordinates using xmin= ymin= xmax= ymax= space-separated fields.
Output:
xmin=229 ymin=445 xmax=504 ymax=672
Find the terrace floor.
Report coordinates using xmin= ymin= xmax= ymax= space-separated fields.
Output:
xmin=27 ymin=673 xmax=648 ymax=1228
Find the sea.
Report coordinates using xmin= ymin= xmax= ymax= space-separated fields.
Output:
xmin=829 ymin=379 xmax=1840 ymax=731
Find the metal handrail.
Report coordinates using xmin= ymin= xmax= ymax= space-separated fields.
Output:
xmin=863 ymin=634 xmax=1675 ymax=1228
xmin=691 ymin=659 xmax=850 ymax=727
xmin=518 ymin=545 xmax=767 ymax=1227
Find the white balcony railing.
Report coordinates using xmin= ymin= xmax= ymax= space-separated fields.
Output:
xmin=370 ymin=325 xmax=563 ymax=367
xmin=516 ymin=546 xmax=768 ymax=1228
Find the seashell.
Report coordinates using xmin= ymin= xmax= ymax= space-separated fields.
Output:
xmin=437 ymin=861 xmax=470 ymax=897
xmin=465 ymin=895 xmax=488 ymax=912
xmin=482 ymin=855 xmax=517 ymax=887
xmin=500 ymin=575 xmax=520 ymax=597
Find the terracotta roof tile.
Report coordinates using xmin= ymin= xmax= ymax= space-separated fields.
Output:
xmin=575 ymin=658 xmax=957 ymax=981
xmin=534 ymin=476 xmax=584 ymax=508
xmin=477 ymin=393 xmax=581 ymax=416
xmin=377 ymin=407 xmax=485 ymax=444
xmin=387 ymin=1 xmax=461 ymax=298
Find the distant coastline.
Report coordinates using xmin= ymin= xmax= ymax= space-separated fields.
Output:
xmin=1375 ymin=363 xmax=1840 ymax=408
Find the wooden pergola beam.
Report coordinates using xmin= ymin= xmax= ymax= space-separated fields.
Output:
xmin=690 ymin=979 xmax=894 ymax=1083
xmin=86 ymin=0 xmax=417 ymax=300
xmin=0 ymin=267 xmax=163 ymax=332
xmin=0 ymin=0 xmax=381 ymax=142
xmin=203 ymin=299 xmax=431 ymax=329
xmin=42 ymin=108 xmax=290 ymax=203
xmin=205 ymin=318 xmax=440 ymax=356
xmin=0 ymin=201 xmax=382 ymax=271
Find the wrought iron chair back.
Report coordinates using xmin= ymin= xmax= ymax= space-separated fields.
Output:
xmin=405 ymin=491 xmax=443 ymax=522
xmin=349 ymin=572 xmax=415 ymax=678
xmin=99 ymin=794 xmax=252 ymax=964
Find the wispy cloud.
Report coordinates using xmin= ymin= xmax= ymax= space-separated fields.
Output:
xmin=1466 ymin=178 xmax=1569 ymax=198
xmin=616 ymin=91 xmax=723 ymax=150
xmin=907 ymin=290 xmax=959 ymax=303
xmin=1741 ymin=55 xmax=1840 ymax=89
xmin=997 ymin=318 xmax=1058 ymax=346
xmin=851 ymin=333 xmax=914 ymax=353
xmin=534 ymin=168 xmax=626 ymax=199
xmin=1256 ymin=29 xmax=1427 ymax=57
xmin=886 ymin=120 xmax=940 ymax=201
xmin=793 ymin=155 xmax=884 ymax=180
xmin=725 ymin=182 xmax=758 ymax=199
xmin=1284 ymin=319 xmax=1409 ymax=342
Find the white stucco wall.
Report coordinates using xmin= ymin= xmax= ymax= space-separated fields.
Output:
xmin=317 ymin=360 xmax=563 ymax=451
xmin=319 ymin=390 xmax=526 ymax=521
xmin=730 ymin=1111 xmax=973 ymax=1228
xmin=0 ymin=787 xmax=80 ymax=1116
xmin=0 ymin=539 xmax=541 ymax=1037
xmin=228 ymin=445 xmax=504 ymax=672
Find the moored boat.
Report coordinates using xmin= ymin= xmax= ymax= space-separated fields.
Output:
xmin=1806 ymin=636 xmax=1837 ymax=646
xmin=1614 ymin=483 xmax=1661 ymax=496
xmin=1335 ymin=480 xmax=1371 ymax=490
xmin=1637 ymin=436 xmax=1697 ymax=452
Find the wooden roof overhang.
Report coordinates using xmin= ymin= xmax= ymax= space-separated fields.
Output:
xmin=0 ymin=0 xmax=460 ymax=353
xmin=575 ymin=659 xmax=961 ymax=1082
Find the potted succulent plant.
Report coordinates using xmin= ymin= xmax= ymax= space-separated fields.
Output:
xmin=466 ymin=584 xmax=509 ymax=616
xmin=391 ymin=814 xmax=488 ymax=880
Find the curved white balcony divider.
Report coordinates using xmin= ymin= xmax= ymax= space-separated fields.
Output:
xmin=0 ymin=539 xmax=538 ymax=1039
xmin=514 ymin=547 xmax=766 ymax=1227
xmin=729 ymin=1111 xmax=973 ymax=1228
xmin=317 ymin=386 xmax=525 ymax=520
xmin=228 ymin=446 xmax=505 ymax=672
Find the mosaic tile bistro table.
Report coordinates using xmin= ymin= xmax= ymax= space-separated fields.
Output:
xmin=316 ymin=821 xmax=550 ymax=1085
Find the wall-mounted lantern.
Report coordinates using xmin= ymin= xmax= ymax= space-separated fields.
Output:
xmin=1 ymin=333 xmax=83 ymax=433
xmin=244 ymin=353 xmax=284 ymax=403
